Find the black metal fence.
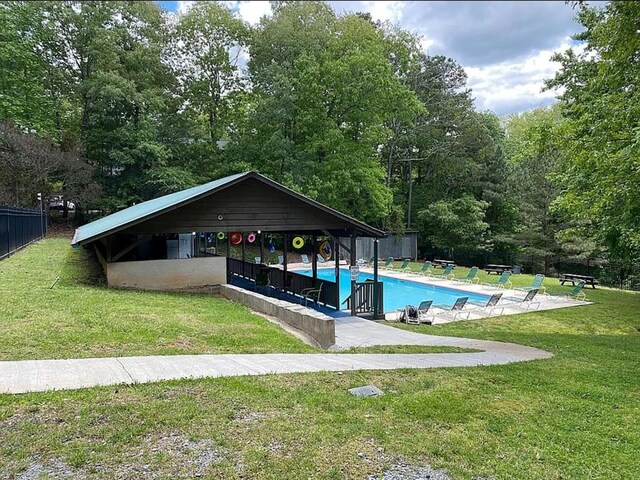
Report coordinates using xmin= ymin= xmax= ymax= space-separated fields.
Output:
xmin=421 ymin=246 xmax=640 ymax=291
xmin=0 ymin=205 xmax=47 ymax=260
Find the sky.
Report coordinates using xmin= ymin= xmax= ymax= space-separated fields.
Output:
xmin=157 ymin=1 xmax=589 ymax=116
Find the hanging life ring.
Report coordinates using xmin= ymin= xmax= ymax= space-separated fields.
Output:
xmin=319 ymin=240 xmax=332 ymax=261
xmin=230 ymin=232 xmax=243 ymax=245
xmin=247 ymin=232 xmax=256 ymax=244
xmin=217 ymin=232 xmax=226 ymax=240
xmin=292 ymin=236 xmax=304 ymax=249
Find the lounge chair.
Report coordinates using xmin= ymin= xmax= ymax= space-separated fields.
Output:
xmin=515 ymin=274 xmax=545 ymax=294
xmin=502 ymin=288 xmax=540 ymax=310
xmin=468 ymin=293 xmax=504 ymax=316
xmin=254 ymin=256 xmax=262 ymax=264
xmin=482 ymin=271 xmax=512 ymax=289
xmin=429 ymin=264 xmax=455 ymax=280
xmin=316 ymin=254 xmax=326 ymax=264
xmin=278 ymin=255 xmax=284 ymax=265
xmin=565 ymin=280 xmax=587 ymax=301
xmin=389 ymin=258 xmax=411 ymax=273
xmin=409 ymin=261 xmax=432 ymax=276
xmin=301 ymin=281 xmax=323 ymax=306
xmin=430 ymin=296 xmax=470 ymax=322
xmin=380 ymin=257 xmax=394 ymax=270
xmin=455 ymin=266 xmax=479 ymax=284
xmin=301 ymin=254 xmax=310 ymax=265
xmin=397 ymin=300 xmax=433 ymax=324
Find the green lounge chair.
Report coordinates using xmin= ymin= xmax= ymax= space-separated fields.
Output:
xmin=389 ymin=258 xmax=411 ymax=273
xmin=502 ymin=288 xmax=540 ymax=310
xmin=456 ymin=266 xmax=479 ymax=284
xmin=515 ymin=274 xmax=545 ymax=294
xmin=566 ymin=280 xmax=587 ymax=301
xmin=429 ymin=264 xmax=455 ymax=280
xmin=316 ymin=254 xmax=326 ymax=264
xmin=397 ymin=300 xmax=434 ymax=324
xmin=430 ymin=296 xmax=470 ymax=322
xmin=482 ymin=271 xmax=512 ymax=289
xmin=300 ymin=254 xmax=310 ymax=265
xmin=468 ymin=293 xmax=504 ymax=316
xmin=381 ymin=257 xmax=394 ymax=270
xmin=409 ymin=261 xmax=432 ymax=276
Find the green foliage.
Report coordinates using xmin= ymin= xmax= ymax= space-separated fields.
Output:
xmin=502 ymin=106 xmax=569 ymax=267
xmin=417 ymin=194 xmax=490 ymax=250
xmin=229 ymin=1 xmax=421 ymax=224
xmin=546 ymin=1 xmax=640 ymax=261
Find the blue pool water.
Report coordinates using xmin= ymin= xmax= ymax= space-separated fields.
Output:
xmin=294 ymin=268 xmax=490 ymax=312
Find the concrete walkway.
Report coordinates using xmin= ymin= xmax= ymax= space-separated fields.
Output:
xmin=0 ymin=316 xmax=552 ymax=394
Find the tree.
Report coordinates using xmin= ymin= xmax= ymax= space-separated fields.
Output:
xmin=417 ymin=194 xmax=490 ymax=251
xmin=0 ymin=121 xmax=99 ymax=210
xmin=169 ymin=1 xmax=249 ymax=144
xmin=503 ymin=106 xmax=571 ymax=272
xmin=545 ymin=1 xmax=640 ymax=260
xmin=229 ymin=1 xmax=421 ymax=224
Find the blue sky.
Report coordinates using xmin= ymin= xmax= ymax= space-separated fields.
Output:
xmin=157 ymin=1 xmax=590 ymax=115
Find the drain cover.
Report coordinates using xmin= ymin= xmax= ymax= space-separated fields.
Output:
xmin=348 ymin=385 xmax=384 ymax=397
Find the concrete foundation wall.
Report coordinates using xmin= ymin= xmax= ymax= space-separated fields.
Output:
xmin=220 ymin=284 xmax=335 ymax=349
xmin=107 ymin=257 xmax=226 ymax=291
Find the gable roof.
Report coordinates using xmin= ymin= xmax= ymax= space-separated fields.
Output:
xmin=71 ymin=171 xmax=385 ymax=246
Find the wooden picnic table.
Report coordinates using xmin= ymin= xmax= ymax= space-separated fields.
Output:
xmin=485 ymin=264 xmax=513 ymax=275
xmin=432 ymin=259 xmax=455 ymax=269
xmin=559 ymin=273 xmax=599 ymax=289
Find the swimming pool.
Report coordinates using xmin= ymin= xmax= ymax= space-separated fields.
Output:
xmin=294 ymin=268 xmax=490 ymax=312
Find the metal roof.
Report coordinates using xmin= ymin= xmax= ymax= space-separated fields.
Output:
xmin=71 ymin=171 xmax=384 ymax=246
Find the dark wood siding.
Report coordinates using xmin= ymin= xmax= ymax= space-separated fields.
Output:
xmin=122 ymin=178 xmax=355 ymax=234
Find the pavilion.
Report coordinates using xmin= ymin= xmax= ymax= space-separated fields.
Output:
xmin=71 ymin=171 xmax=386 ymax=317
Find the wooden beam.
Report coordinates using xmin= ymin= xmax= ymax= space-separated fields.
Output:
xmin=93 ymin=244 xmax=107 ymax=274
xmin=111 ymin=238 xmax=140 ymax=263
xmin=321 ymin=229 xmax=351 ymax=254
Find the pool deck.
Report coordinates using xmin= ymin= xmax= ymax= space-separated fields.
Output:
xmin=353 ymin=266 xmax=588 ymax=324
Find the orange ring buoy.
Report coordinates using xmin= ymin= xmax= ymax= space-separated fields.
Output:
xmin=230 ymin=232 xmax=243 ymax=245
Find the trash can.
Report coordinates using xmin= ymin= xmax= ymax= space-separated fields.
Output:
xmin=512 ymin=265 xmax=522 ymax=274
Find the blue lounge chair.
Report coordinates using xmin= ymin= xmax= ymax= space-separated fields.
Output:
xmin=430 ymin=297 xmax=470 ymax=322
xmin=301 ymin=254 xmax=310 ymax=265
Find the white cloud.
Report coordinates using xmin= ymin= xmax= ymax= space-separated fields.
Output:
xmin=176 ymin=1 xmax=194 ymax=14
xmin=360 ymin=1 xmax=406 ymax=23
xmin=228 ymin=1 xmax=272 ymax=25
xmin=464 ymin=37 xmax=580 ymax=114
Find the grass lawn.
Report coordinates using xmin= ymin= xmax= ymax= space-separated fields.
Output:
xmin=0 ymin=242 xmax=639 ymax=479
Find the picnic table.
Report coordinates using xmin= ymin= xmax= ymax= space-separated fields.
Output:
xmin=485 ymin=264 xmax=513 ymax=275
xmin=432 ymin=259 xmax=455 ymax=269
xmin=559 ymin=273 xmax=599 ymax=289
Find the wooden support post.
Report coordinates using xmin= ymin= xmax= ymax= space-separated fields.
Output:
xmin=260 ymin=232 xmax=265 ymax=264
xmin=241 ymin=231 xmax=245 ymax=278
xmin=350 ymin=232 xmax=357 ymax=317
xmin=373 ymin=238 xmax=380 ymax=319
xmin=282 ymin=234 xmax=288 ymax=291
xmin=312 ymin=235 xmax=317 ymax=281
xmin=226 ymin=232 xmax=231 ymax=282
xmin=334 ymin=240 xmax=340 ymax=311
